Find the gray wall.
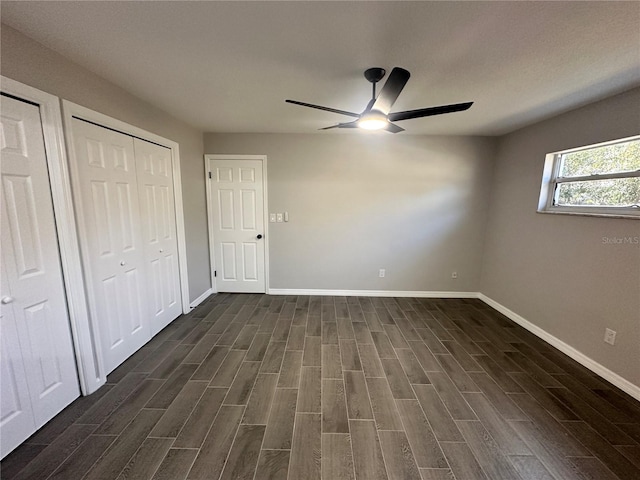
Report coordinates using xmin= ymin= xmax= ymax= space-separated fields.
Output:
xmin=1 ymin=25 xmax=211 ymax=302
xmin=481 ymin=87 xmax=640 ymax=387
xmin=204 ymin=133 xmax=497 ymax=292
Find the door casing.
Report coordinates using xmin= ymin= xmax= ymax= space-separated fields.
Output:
xmin=0 ymin=77 xmax=95 ymax=394
xmin=205 ymin=154 xmax=270 ymax=294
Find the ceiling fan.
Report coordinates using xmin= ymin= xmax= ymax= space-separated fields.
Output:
xmin=286 ymin=67 xmax=473 ymax=133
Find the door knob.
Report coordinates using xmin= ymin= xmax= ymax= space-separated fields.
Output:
xmin=256 ymin=234 xmax=263 ymax=239
xmin=120 ymin=261 xmax=126 ymax=266
xmin=1 ymin=296 xmax=14 ymax=304
xmin=159 ymin=249 xmax=164 ymax=253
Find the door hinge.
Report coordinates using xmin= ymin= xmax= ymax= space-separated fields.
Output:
xmin=208 ymin=171 xmax=212 ymax=179
xmin=214 ymin=270 xmax=217 ymax=277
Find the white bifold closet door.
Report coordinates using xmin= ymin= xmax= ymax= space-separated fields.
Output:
xmin=70 ymin=119 xmax=181 ymax=374
xmin=134 ymin=138 xmax=182 ymax=335
xmin=0 ymin=95 xmax=80 ymax=459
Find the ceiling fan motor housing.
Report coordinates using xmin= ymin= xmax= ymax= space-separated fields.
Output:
xmin=364 ymin=67 xmax=386 ymax=84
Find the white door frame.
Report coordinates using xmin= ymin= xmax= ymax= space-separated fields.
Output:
xmin=205 ymin=154 xmax=270 ymax=293
xmin=0 ymin=77 xmax=93 ymax=393
xmin=62 ymin=100 xmax=191 ymax=393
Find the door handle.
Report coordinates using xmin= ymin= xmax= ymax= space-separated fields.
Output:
xmin=256 ymin=234 xmax=263 ymax=239
xmin=1 ymin=296 xmax=14 ymax=304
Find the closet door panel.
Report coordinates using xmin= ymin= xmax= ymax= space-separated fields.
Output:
xmin=71 ymin=119 xmax=150 ymax=373
xmin=134 ymin=138 xmax=182 ymax=335
xmin=0 ymin=284 xmax=34 ymax=459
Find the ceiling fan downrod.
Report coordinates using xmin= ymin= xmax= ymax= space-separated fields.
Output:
xmin=364 ymin=67 xmax=386 ymax=100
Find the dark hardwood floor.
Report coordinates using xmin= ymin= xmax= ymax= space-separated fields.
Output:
xmin=2 ymin=294 xmax=639 ymax=479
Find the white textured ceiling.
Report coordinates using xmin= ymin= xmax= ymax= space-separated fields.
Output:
xmin=2 ymin=1 xmax=639 ymax=135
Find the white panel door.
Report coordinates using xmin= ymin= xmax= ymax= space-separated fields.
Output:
xmin=0 ymin=96 xmax=80 ymax=458
xmin=209 ymin=159 xmax=265 ymax=293
xmin=0 ymin=272 xmax=33 ymax=459
xmin=134 ymin=138 xmax=182 ymax=335
xmin=71 ymin=119 xmax=150 ymax=374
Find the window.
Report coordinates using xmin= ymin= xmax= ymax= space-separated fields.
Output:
xmin=538 ymin=135 xmax=640 ymax=218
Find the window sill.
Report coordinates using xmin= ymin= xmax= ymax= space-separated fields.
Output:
xmin=537 ymin=208 xmax=640 ymax=220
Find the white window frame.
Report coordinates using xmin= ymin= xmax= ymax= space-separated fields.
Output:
xmin=538 ymin=135 xmax=640 ymax=219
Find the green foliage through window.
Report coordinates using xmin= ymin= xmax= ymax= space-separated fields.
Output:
xmin=559 ymin=139 xmax=640 ymax=177
xmin=553 ymin=138 xmax=640 ymax=208
xmin=556 ymin=178 xmax=639 ymax=207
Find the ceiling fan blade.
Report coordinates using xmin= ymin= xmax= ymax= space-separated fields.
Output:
xmin=388 ymin=102 xmax=473 ymax=122
xmin=384 ymin=122 xmax=405 ymax=133
xmin=319 ymin=121 xmax=359 ymax=131
xmin=286 ymin=99 xmax=360 ymax=118
xmin=371 ymin=67 xmax=410 ymax=115
xmin=321 ymin=121 xmax=402 ymax=133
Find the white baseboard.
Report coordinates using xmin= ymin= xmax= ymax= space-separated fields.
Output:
xmin=189 ymin=288 xmax=213 ymax=309
xmin=478 ymin=293 xmax=640 ymax=401
xmin=268 ymin=288 xmax=479 ymax=298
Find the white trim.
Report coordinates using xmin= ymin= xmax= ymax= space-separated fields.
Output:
xmin=61 ymin=100 xmax=191 ymax=393
xmin=205 ymin=157 xmax=217 ymax=294
xmin=190 ymin=288 xmax=213 ymax=309
xmin=536 ymin=209 xmax=640 ymax=220
xmin=170 ymin=144 xmax=190 ymax=314
xmin=268 ymin=288 xmax=479 ymax=298
xmin=263 ymin=157 xmax=270 ymax=294
xmin=478 ymin=293 xmax=640 ymax=401
xmin=1 ymin=77 xmax=100 ymax=395
xmin=204 ymin=154 xmax=270 ymax=294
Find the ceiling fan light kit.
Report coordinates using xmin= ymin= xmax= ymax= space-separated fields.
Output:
xmin=358 ymin=110 xmax=388 ymax=130
xmin=286 ymin=67 xmax=473 ymax=133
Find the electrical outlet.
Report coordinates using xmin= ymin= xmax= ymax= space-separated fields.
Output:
xmin=604 ymin=328 xmax=616 ymax=345
xmin=379 ymin=269 xmax=385 ymax=278
xmin=451 ymin=271 xmax=458 ymax=279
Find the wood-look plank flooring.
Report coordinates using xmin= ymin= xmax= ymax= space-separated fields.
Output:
xmin=2 ymin=294 xmax=639 ymax=480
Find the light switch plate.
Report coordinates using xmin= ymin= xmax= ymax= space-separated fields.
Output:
xmin=270 ymin=213 xmax=276 ymax=223
xmin=277 ymin=213 xmax=283 ymax=223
